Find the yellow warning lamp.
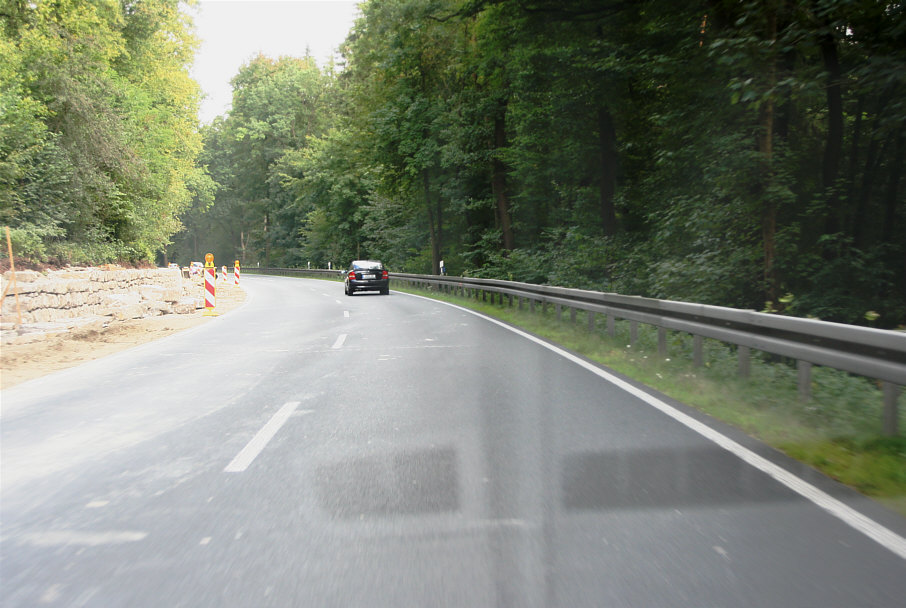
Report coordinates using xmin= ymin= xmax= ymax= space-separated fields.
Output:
xmin=204 ymin=252 xmax=214 ymax=268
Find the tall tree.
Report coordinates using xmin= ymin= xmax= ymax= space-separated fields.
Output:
xmin=1 ymin=0 xmax=206 ymax=263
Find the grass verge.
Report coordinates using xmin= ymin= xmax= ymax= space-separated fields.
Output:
xmin=395 ymin=283 xmax=906 ymax=517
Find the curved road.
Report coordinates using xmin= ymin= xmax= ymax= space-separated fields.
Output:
xmin=2 ymin=275 xmax=905 ymax=607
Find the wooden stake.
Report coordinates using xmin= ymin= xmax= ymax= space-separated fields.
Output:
xmin=4 ymin=226 xmax=22 ymax=325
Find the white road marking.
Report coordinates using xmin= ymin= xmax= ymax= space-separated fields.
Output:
xmin=332 ymin=334 xmax=347 ymax=349
xmin=39 ymin=584 xmax=62 ymax=603
xmin=344 ymin=310 xmax=350 ymax=318
xmin=224 ymin=401 xmax=299 ymax=473
xmin=84 ymin=500 xmax=109 ymax=508
xmin=713 ymin=546 xmax=731 ymax=562
xmin=402 ymin=292 xmax=906 ymax=561
xmin=200 ymin=537 xmax=211 ymax=545
xmin=23 ymin=530 xmax=148 ymax=547
xmin=336 ymin=299 xmax=343 ymax=305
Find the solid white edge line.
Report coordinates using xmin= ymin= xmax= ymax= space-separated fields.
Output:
xmin=400 ymin=291 xmax=906 ymax=561
xmin=224 ymin=401 xmax=300 ymax=473
xmin=332 ymin=334 xmax=348 ymax=349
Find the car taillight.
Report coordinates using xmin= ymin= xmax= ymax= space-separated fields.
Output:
xmin=348 ymin=271 xmax=356 ymax=280
xmin=382 ymin=270 xmax=389 ymax=279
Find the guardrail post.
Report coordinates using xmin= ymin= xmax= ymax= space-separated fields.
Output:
xmin=693 ymin=335 xmax=703 ymax=367
xmin=883 ymin=382 xmax=900 ymax=436
xmin=555 ymin=303 xmax=562 ymax=321
xmin=658 ymin=327 xmax=667 ymax=357
xmin=606 ymin=314 xmax=615 ymax=337
xmin=630 ymin=320 xmax=638 ymax=346
xmin=798 ymin=361 xmax=812 ymax=401
xmin=588 ymin=310 xmax=595 ymax=332
xmin=530 ymin=298 xmax=535 ymax=313
xmin=570 ymin=308 xmax=577 ymax=324
xmin=738 ymin=346 xmax=751 ymax=378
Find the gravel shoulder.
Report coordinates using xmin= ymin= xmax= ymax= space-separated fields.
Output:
xmin=1 ymin=284 xmax=246 ymax=390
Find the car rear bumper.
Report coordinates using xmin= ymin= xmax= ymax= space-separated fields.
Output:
xmin=349 ymin=279 xmax=389 ymax=292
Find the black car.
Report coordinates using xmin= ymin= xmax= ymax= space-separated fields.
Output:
xmin=344 ymin=260 xmax=389 ymax=295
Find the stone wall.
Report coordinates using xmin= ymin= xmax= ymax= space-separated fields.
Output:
xmin=1 ymin=267 xmax=202 ymax=326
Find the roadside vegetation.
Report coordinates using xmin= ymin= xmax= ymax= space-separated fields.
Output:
xmin=1 ymin=0 xmax=210 ymax=264
xmin=174 ymin=0 xmax=905 ymax=330
xmin=4 ymin=1 xmax=904 ymax=329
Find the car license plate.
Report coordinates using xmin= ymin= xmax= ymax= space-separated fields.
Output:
xmin=362 ymin=274 xmax=375 ymax=280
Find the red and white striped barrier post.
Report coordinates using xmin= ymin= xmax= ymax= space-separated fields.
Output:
xmin=234 ymin=260 xmax=240 ymax=286
xmin=203 ymin=252 xmax=217 ymax=316
xmin=221 ymin=265 xmax=227 ymax=283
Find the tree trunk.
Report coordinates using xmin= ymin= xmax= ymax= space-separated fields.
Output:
xmin=598 ymin=107 xmax=618 ymax=236
xmin=492 ymin=113 xmax=515 ymax=251
xmin=263 ymin=212 xmax=269 ymax=268
xmin=853 ymin=137 xmax=881 ymax=248
xmin=759 ymin=10 xmax=779 ymax=305
xmin=853 ymin=89 xmax=894 ymax=248
xmin=423 ymin=169 xmax=441 ymax=274
xmin=820 ymin=25 xmax=844 ymax=235
xmin=881 ymin=134 xmax=904 ymax=244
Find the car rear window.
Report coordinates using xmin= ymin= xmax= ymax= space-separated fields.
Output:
xmin=352 ymin=261 xmax=382 ymax=270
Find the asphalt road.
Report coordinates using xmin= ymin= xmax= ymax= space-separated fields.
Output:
xmin=2 ymin=275 xmax=905 ymax=607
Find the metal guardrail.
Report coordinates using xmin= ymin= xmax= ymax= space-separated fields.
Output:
xmin=250 ymin=267 xmax=905 ymax=435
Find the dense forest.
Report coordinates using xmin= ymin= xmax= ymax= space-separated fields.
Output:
xmin=2 ymin=1 xmax=905 ymax=327
xmin=0 ymin=0 xmax=211 ymax=262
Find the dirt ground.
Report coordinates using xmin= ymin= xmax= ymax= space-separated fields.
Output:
xmin=0 ymin=283 xmax=246 ymax=390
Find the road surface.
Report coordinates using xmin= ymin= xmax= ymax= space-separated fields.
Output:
xmin=2 ymin=275 xmax=905 ymax=607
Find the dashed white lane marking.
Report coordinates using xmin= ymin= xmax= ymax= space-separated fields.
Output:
xmin=401 ymin=291 xmax=906 ymax=562
xmin=224 ymin=402 xmax=300 ymax=473
xmin=331 ymin=334 xmax=348 ymax=349
xmin=23 ymin=531 xmax=148 ymax=547
xmin=40 ymin=584 xmax=63 ymax=603
xmin=344 ymin=310 xmax=350 ymax=318
xmin=336 ymin=299 xmax=343 ymax=305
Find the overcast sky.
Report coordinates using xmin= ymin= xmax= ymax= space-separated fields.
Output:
xmin=188 ymin=0 xmax=361 ymax=124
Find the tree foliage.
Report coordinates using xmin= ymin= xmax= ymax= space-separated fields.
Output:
xmin=189 ymin=0 xmax=905 ymax=326
xmin=14 ymin=1 xmax=900 ymax=326
xmin=168 ymin=54 xmax=333 ymax=267
xmin=1 ymin=0 xmax=207 ymax=264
